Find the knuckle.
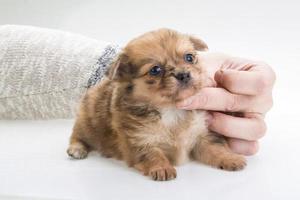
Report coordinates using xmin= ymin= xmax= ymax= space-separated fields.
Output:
xmin=225 ymin=95 xmax=238 ymax=112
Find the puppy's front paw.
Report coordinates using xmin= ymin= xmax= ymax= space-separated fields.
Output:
xmin=67 ymin=144 xmax=88 ymax=159
xmin=218 ymin=155 xmax=247 ymax=171
xmin=149 ymin=165 xmax=177 ymax=181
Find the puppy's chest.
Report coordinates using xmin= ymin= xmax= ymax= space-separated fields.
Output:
xmin=159 ymin=108 xmax=208 ymax=165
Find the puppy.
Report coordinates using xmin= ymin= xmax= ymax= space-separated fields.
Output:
xmin=67 ymin=28 xmax=246 ymax=181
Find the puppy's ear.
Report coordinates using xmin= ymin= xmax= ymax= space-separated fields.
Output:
xmin=189 ymin=36 xmax=208 ymax=51
xmin=106 ymin=55 xmax=122 ymax=80
xmin=106 ymin=53 xmax=136 ymax=81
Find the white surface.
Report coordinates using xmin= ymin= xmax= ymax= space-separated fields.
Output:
xmin=1 ymin=0 xmax=300 ymax=199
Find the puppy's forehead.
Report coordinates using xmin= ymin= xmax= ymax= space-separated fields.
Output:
xmin=124 ymin=29 xmax=194 ymax=65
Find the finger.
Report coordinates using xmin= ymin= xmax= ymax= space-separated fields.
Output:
xmin=209 ymin=112 xmax=266 ymax=141
xmin=215 ymin=70 xmax=264 ymax=95
xmin=177 ymin=87 xmax=269 ymax=113
xmin=227 ymin=138 xmax=259 ymax=156
xmin=177 ymin=88 xmax=273 ymax=113
xmin=215 ymin=63 xmax=276 ymax=95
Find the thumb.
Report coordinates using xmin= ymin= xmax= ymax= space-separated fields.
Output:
xmin=214 ymin=69 xmax=262 ymax=95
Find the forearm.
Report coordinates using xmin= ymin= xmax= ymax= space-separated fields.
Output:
xmin=0 ymin=25 xmax=120 ymax=119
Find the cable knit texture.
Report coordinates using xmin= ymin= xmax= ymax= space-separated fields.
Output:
xmin=0 ymin=25 xmax=119 ymax=119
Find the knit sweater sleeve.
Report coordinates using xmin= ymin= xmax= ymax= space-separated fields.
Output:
xmin=0 ymin=25 xmax=120 ymax=119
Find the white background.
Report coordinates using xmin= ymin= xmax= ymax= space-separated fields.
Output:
xmin=0 ymin=0 xmax=300 ymax=199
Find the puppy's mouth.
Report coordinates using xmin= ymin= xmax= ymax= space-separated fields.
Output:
xmin=172 ymin=72 xmax=200 ymax=102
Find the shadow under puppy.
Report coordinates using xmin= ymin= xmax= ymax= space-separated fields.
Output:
xmin=67 ymin=28 xmax=246 ymax=181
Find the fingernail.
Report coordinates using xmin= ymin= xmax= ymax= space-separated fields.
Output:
xmin=215 ymin=69 xmax=225 ymax=84
xmin=176 ymin=97 xmax=194 ymax=108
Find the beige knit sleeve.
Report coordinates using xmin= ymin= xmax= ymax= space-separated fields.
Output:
xmin=0 ymin=25 xmax=119 ymax=119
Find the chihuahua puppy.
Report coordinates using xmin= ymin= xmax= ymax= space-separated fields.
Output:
xmin=67 ymin=29 xmax=246 ymax=181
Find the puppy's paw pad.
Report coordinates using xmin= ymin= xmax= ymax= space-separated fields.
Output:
xmin=218 ymin=156 xmax=247 ymax=171
xmin=67 ymin=146 xmax=88 ymax=159
xmin=149 ymin=165 xmax=177 ymax=181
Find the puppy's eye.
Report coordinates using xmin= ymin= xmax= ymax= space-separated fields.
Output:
xmin=184 ymin=53 xmax=194 ymax=63
xmin=149 ymin=65 xmax=162 ymax=76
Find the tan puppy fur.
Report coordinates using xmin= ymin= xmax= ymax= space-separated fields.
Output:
xmin=67 ymin=29 xmax=246 ymax=181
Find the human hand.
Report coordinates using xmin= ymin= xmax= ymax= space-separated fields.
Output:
xmin=177 ymin=52 xmax=276 ymax=155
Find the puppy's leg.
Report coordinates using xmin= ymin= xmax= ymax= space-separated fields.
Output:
xmin=133 ymin=148 xmax=177 ymax=181
xmin=191 ymin=133 xmax=246 ymax=171
xmin=67 ymin=135 xmax=90 ymax=159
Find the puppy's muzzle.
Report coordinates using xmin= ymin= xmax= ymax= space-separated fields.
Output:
xmin=175 ymin=72 xmax=191 ymax=84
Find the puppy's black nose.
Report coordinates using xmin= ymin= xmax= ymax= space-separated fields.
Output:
xmin=175 ymin=72 xmax=191 ymax=84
